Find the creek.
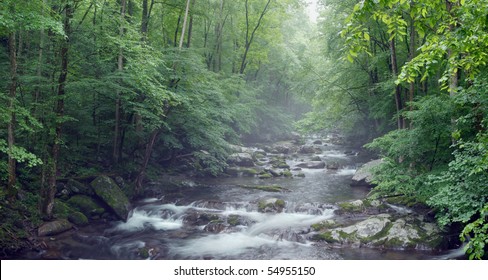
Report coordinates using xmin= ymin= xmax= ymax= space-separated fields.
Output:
xmin=24 ymin=137 xmax=464 ymax=260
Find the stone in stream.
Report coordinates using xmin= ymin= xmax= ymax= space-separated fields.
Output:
xmin=204 ymin=222 xmax=227 ymax=233
xmin=298 ymin=145 xmax=317 ymax=154
xmin=258 ymin=198 xmax=286 ymax=213
xmin=326 ymin=161 xmax=341 ymax=170
xmin=66 ymin=179 xmax=94 ymax=196
xmin=227 ymin=153 xmax=255 ymax=167
xmin=90 ymin=176 xmax=132 ymax=221
xmin=38 ymin=219 xmax=73 ymax=237
xmin=267 ymin=169 xmax=283 ymax=177
xmin=67 ymin=195 xmax=106 ymax=218
xmin=310 ymin=155 xmax=321 ymax=161
xmin=68 ymin=211 xmax=89 ymax=226
xmin=313 ymin=214 xmax=443 ymax=250
xmin=351 ymin=159 xmax=383 ymax=186
xmin=295 ymin=161 xmax=326 ymax=169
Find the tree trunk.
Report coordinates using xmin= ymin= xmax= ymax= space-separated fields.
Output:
xmin=239 ymin=0 xmax=272 ymax=74
xmin=408 ymin=6 xmax=416 ymax=128
xmin=135 ymin=129 xmax=160 ymax=195
xmin=7 ymin=32 xmax=18 ymax=201
xmin=178 ymin=0 xmax=191 ymax=50
xmin=211 ymin=0 xmax=225 ymax=72
xmin=390 ymin=38 xmax=404 ymax=130
xmin=174 ymin=13 xmax=182 ymax=47
xmin=141 ymin=0 xmax=149 ymax=39
xmin=113 ymin=0 xmax=126 ymax=165
xmin=186 ymin=0 xmax=196 ymax=48
xmin=41 ymin=3 xmax=72 ymax=219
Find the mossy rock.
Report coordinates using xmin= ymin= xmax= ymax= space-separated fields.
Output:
xmin=252 ymin=152 xmax=266 ymax=160
xmin=138 ymin=247 xmax=150 ymax=259
xmin=310 ymin=155 xmax=321 ymax=161
xmin=227 ymin=215 xmax=241 ymax=226
xmin=338 ymin=200 xmax=364 ymax=213
xmin=258 ymin=173 xmax=273 ymax=179
xmin=225 ymin=167 xmax=240 ymax=176
xmin=90 ymin=176 xmax=132 ymax=221
xmin=295 ymin=172 xmax=305 ymax=178
xmin=268 ymin=169 xmax=282 ymax=177
xmin=258 ymin=200 xmax=270 ymax=212
xmin=68 ymin=211 xmax=89 ymax=226
xmin=68 ymin=195 xmax=106 ymax=217
xmin=283 ymin=170 xmax=293 ymax=178
xmin=66 ymin=179 xmax=94 ymax=196
xmin=275 ymin=199 xmax=285 ymax=208
xmin=277 ymin=162 xmax=290 ymax=169
xmin=241 ymin=168 xmax=259 ymax=176
xmin=241 ymin=185 xmax=288 ymax=192
xmin=258 ymin=198 xmax=286 ymax=213
xmin=53 ymin=199 xmax=75 ymax=219
xmin=311 ymin=220 xmax=336 ymax=231
xmin=313 ymin=231 xmax=339 ymax=243
xmin=38 ymin=219 xmax=73 ymax=237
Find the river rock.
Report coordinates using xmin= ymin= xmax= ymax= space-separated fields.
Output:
xmin=252 ymin=150 xmax=267 ymax=160
xmin=183 ymin=210 xmax=219 ymax=226
xmin=326 ymin=161 xmax=341 ymax=170
xmin=295 ymin=161 xmax=325 ymax=169
xmin=258 ymin=198 xmax=286 ymax=213
xmin=310 ymin=155 xmax=321 ymax=161
xmin=351 ymin=159 xmax=383 ymax=186
xmin=314 ymin=214 xmax=442 ymax=250
xmin=268 ymin=169 xmax=283 ymax=177
xmin=67 ymin=195 xmax=106 ymax=218
xmin=298 ymin=145 xmax=317 ymax=154
xmin=227 ymin=153 xmax=255 ymax=167
xmin=273 ymin=144 xmax=291 ymax=154
xmin=278 ymin=229 xmax=306 ymax=243
xmin=225 ymin=167 xmax=259 ymax=177
xmin=90 ymin=176 xmax=132 ymax=221
xmin=66 ymin=179 xmax=94 ymax=196
xmin=68 ymin=211 xmax=89 ymax=226
xmin=38 ymin=219 xmax=73 ymax=237
xmin=204 ymin=222 xmax=227 ymax=233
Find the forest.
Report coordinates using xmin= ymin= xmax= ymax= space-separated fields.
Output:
xmin=0 ymin=0 xmax=487 ymax=260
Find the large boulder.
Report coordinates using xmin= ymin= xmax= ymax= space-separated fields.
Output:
xmin=68 ymin=211 xmax=89 ymax=226
xmin=66 ymin=179 xmax=94 ymax=196
xmin=67 ymin=195 xmax=106 ymax=218
xmin=38 ymin=219 xmax=73 ymax=237
xmin=314 ymin=214 xmax=442 ymax=250
xmin=227 ymin=153 xmax=255 ymax=167
xmin=351 ymin=159 xmax=383 ymax=186
xmin=90 ymin=176 xmax=132 ymax=221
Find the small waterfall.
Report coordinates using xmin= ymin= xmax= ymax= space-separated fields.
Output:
xmin=110 ymin=198 xmax=335 ymax=259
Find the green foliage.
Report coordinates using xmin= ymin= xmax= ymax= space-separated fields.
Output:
xmin=0 ymin=188 xmax=42 ymax=256
xmin=0 ymin=0 xmax=64 ymax=36
xmin=427 ymin=134 xmax=488 ymax=227
xmin=366 ymin=95 xmax=454 ymax=170
xmin=461 ymin=203 xmax=488 ymax=260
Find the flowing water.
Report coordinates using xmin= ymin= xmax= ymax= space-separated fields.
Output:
xmin=25 ymin=138 xmax=465 ymax=260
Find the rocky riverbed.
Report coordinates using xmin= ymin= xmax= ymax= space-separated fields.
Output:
xmin=16 ymin=133 xmax=463 ymax=260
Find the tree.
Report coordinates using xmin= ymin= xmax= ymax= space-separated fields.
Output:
xmin=41 ymin=1 xmax=74 ymax=219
